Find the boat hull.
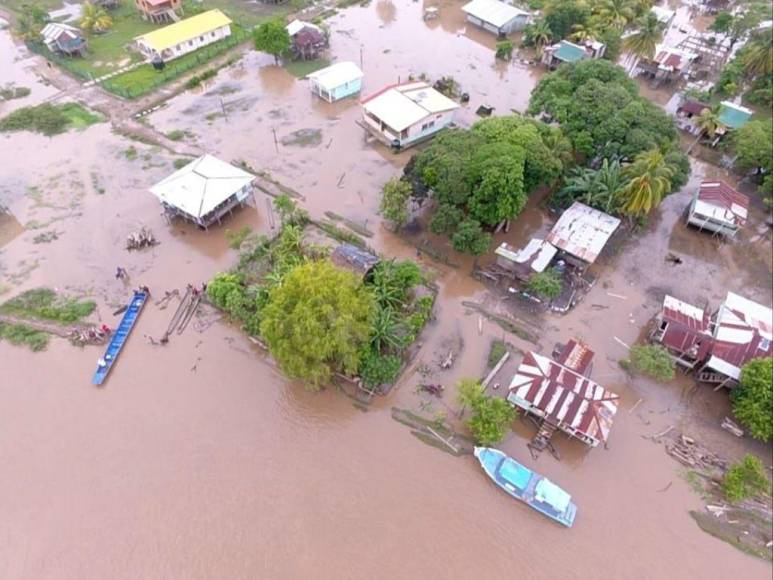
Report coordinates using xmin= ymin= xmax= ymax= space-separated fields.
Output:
xmin=92 ymin=291 xmax=148 ymax=385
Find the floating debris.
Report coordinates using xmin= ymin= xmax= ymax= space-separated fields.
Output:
xmin=126 ymin=227 xmax=158 ymax=251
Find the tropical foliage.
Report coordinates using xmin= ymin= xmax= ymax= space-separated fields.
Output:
xmin=379 ymin=177 xmax=412 ymax=229
xmin=732 ymin=358 xmax=773 ymax=441
xmin=625 ymin=344 xmax=675 ymax=381
xmin=457 ymin=379 xmax=516 ymax=445
xmin=80 ymin=3 xmax=113 ymax=34
xmin=523 ymin=268 xmax=563 ymax=299
xmin=253 ymin=20 xmax=291 ymax=64
xmin=723 ymin=454 xmax=772 ymax=502
xmin=623 ymin=12 xmax=664 ymax=63
xmin=617 ymin=149 xmax=675 ymax=217
xmin=732 ymin=120 xmax=773 ymax=176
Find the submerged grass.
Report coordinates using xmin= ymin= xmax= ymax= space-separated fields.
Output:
xmin=0 ymin=288 xmax=96 ymax=324
xmin=0 ymin=103 xmax=102 ymax=136
xmin=0 ymin=322 xmax=49 ymax=351
xmin=284 ymin=58 xmax=330 ymax=79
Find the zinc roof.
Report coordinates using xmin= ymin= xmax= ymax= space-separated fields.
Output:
xmin=546 ymin=202 xmax=621 ymax=264
xmin=461 ymin=0 xmax=530 ymax=29
xmin=135 ymin=9 xmax=232 ymax=53
xmin=307 ymin=61 xmax=363 ymax=90
xmin=362 ymin=82 xmax=459 ymax=132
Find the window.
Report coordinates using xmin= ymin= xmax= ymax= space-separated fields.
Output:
xmin=199 ymin=36 xmax=204 ymax=42
xmin=189 ymin=41 xmax=193 ymax=47
xmin=420 ymin=120 xmax=435 ymax=132
xmin=761 ymin=337 xmax=771 ymax=352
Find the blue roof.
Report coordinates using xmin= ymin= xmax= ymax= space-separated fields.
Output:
xmin=718 ymin=102 xmax=752 ymax=130
xmin=554 ymin=41 xmax=587 ymax=63
xmin=499 ymin=458 xmax=532 ymax=490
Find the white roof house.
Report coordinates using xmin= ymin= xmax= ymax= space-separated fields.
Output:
xmin=462 ymin=0 xmax=531 ymax=35
xmin=307 ymin=61 xmax=364 ymax=102
xmin=495 ymin=239 xmax=557 ymax=275
xmin=150 ymin=155 xmax=255 ymax=227
xmin=286 ymin=19 xmax=321 ymax=37
xmin=650 ymin=5 xmax=675 ymax=26
xmin=687 ymin=180 xmax=749 ymax=237
xmin=361 ymin=82 xmax=459 ymax=148
xmin=546 ymin=202 xmax=621 ymax=265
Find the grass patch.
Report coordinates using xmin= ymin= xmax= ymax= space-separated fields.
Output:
xmin=166 ymin=129 xmax=190 ymax=141
xmin=173 ymin=158 xmax=191 ymax=169
xmin=124 ymin=146 xmax=138 ymax=160
xmin=225 ymin=225 xmax=253 ymax=249
xmin=284 ymin=58 xmax=330 ymax=79
xmin=0 ymin=322 xmax=49 ymax=351
xmin=0 ymin=103 xmax=102 ymax=136
xmin=101 ymin=27 xmax=248 ymax=99
xmin=0 ymin=288 xmax=96 ymax=324
xmin=315 ymin=220 xmax=368 ymax=249
xmin=487 ymin=340 xmax=507 ymax=368
xmin=0 ymin=84 xmax=31 ymax=101
xmin=185 ymin=68 xmax=218 ymax=89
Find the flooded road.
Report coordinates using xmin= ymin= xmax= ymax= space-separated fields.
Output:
xmin=0 ymin=3 xmax=772 ymax=579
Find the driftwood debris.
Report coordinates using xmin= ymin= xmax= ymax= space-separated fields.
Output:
xmin=126 ymin=227 xmax=158 ymax=251
xmin=440 ymin=350 xmax=454 ymax=369
xmin=664 ymin=433 xmax=729 ymax=470
xmin=720 ymin=417 xmax=744 ymax=437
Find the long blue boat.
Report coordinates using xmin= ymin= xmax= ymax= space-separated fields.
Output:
xmin=92 ymin=290 xmax=149 ymax=385
xmin=474 ymin=447 xmax=577 ymax=527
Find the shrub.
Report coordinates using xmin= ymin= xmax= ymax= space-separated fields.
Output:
xmin=723 ymin=454 xmax=771 ymax=502
xmin=379 ymin=177 xmax=412 ymax=229
xmin=457 ymin=379 xmax=516 ymax=445
xmin=0 ymin=288 xmax=95 ymax=323
xmin=359 ymin=349 xmax=402 ymax=388
xmin=0 ymin=103 xmax=70 ymax=136
xmin=732 ymin=358 xmax=773 ymax=441
xmin=495 ymin=40 xmax=514 ymax=60
xmin=626 ymin=345 xmax=675 ymax=382
xmin=487 ymin=340 xmax=507 ymax=368
xmin=0 ymin=322 xmax=49 ymax=351
xmin=225 ymin=226 xmax=252 ymax=250
xmin=523 ymin=268 xmax=562 ymax=299
xmin=451 ymin=219 xmax=491 ymax=255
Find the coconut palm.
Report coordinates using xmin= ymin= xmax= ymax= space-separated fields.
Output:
xmin=617 ymin=149 xmax=674 ymax=216
xmin=741 ymin=30 xmax=773 ymax=78
xmin=80 ymin=3 xmax=113 ymax=34
xmin=687 ymin=107 xmax=721 ymax=153
xmin=570 ymin=22 xmax=600 ymax=43
xmin=624 ymin=13 xmax=664 ymax=70
xmin=526 ymin=19 xmax=553 ymax=56
xmin=595 ymin=0 xmax=635 ymax=29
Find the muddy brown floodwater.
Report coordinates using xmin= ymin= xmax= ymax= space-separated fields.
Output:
xmin=0 ymin=2 xmax=772 ymax=579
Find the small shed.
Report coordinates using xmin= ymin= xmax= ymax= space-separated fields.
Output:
xmin=546 ymin=202 xmax=621 ymax=268
xmin=507 ymin=351 xmax=619 ymax=448
xmin=40 ymin=23 xmax=87 ymax=57
xmin=286 ymin=19 xmax=321 ymax=38
xmin=541 ymin=39 xmax=603 ymax=68
xmin=149 ymin=154 xmax=255 ymax=228
xmin=330 ymin=244 xmax=379 ymax=277
xmin=677 ymin=98 xmax=710 ymax=118
xmin=687 ymin=180 xmax=749 ymax=238
xmin=494 ymin=239 xmax=557 ymax=280
xmin=360 ymin=82 xmax=459 ymax=149
xmin=461 ymin=0 xmax=532 ymax=36
xmin=307 ymin=61 xmax=363 ymax=102
xmin=291 ymin=26 xmax=327 ymax=60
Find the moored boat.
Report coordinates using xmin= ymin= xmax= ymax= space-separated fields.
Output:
xmin=474 ymin=446 xmax=577 ymax=527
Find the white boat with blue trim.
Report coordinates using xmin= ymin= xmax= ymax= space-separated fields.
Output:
xmin=474 ymin=447 xmax=577 ymax=527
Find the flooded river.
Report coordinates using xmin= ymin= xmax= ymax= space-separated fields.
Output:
xmin=1 ymin=2 xmax=771 ymax=579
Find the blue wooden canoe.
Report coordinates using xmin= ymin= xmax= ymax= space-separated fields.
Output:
xmin=474 ymin=447 xmax=577 ymax=527
xmin=92 ymin=290 xmax=148 ymax=385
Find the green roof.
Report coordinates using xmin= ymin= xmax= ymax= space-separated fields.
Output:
xmin=554 ymin=41 xmax=587 ymax=63
xmin=718 ymin=103 xmax=752 ymax=130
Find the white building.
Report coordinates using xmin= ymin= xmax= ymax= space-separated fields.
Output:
xmin=149 ymin=154 xmax=255 ymax=227
xmin=461 ymin=0 xmax=532 ymax=36
xmin=286 ymin=19 xmax=322 ymax=38
xmin=686 ymin=180 xmax=750 ymax=238
xmin=650 ymin=5 xmax=676 ymax=27
xmin=360 ymin=82 xmax=459 ymax=149
xmin=546 ymin=202 xmax=621 ymax=267
xmin=134 ymin=9 xmax=232 ymax=62
xmin=307 ymin=61 xmax=364 ymax=102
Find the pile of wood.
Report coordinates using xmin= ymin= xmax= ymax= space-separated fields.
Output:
xmin=665 ymin=433 xmax=729 ymax=471
xmin=126 ymin=227 xmax=157 ymax=251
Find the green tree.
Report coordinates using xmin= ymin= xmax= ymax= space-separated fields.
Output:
xmin=429 ymin=203 xmax=464 ymax=234
xmin=625 ymin=344 xmax=675 ymax=381
xmin=543 ymin=0 xmax=590 ymax=40
xmin=369 ymin=306 xmax=405 ymax=352
xmin=594 ymin=0 xmax=634 ymax=28
xmin=624 ymin=13 xmax=664 ymax=66
xmin=686 ymin=107 xmax=721 ymax=153
xmin=557 ymin=158 xmax=624 ymax=213
xmin=732 ymin=358 xmax=773 ymax=441
xmin=260 ymin=260 xmax=375 ymax=388
xmin=710 ymin=11 xmax=734 ymax=34
xmin=523 ymin=19 xmax=553 ymax=56
xmin=732 ymin=119 xmax=773 ymax=175
xmin=379 ymin=177 xmax=412 ymax=229
xmin=741 ymin=29 xmax=773 ymax=79
xmin=253 ymin=20 xmax=291 ymax=64
xmin=523 ymin=268 xmax=563 ymax=299
xmin=599 ymin=27 xmax=623 ymax=62
xmin=457 ymin=379 xmax=516 ymax=445
xmin=368 ymin=260 xmax=422 ymax=309
xmin=570 ymin=21 xmax=601 ymax=43
xmin=496 ymin=40 xmax=514 ymax=60
xmin=80 ymin=3 xmax=113 ymax=34
xmin=723 ymin=454 xmax=772 ymax=502
xmin=452 ymin=219 xmax=491 ymax=255
xmin=359 ymin=349 xmax=402 ymax=388
xmin=617 ymin=149 xmax=674 ymax=216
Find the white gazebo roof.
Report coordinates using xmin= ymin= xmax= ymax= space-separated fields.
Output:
xmin=307 ymin=61 xmax=363 ymax=90
xmin=149 ymin=155 xmax=255 ymax=219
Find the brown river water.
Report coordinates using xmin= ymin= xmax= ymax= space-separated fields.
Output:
xmin=1 ymin=2 xmax=771 ymax=579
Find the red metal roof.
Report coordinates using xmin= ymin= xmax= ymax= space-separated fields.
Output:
xmin=656 ymin=50 xmax=683 ymax=69
xmin=678 ymin=99 xmax=710 ymax=116
xmin=556 ymin=339 xmax=595 ymax=376
xmin=697 ymin=181 xmax=750 ymax=226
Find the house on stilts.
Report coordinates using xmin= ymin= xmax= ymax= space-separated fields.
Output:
xmin=149 ymin=154 xmax=256 ymax=228
xmin=686 ymin=180 xmax=749 ymax=238
xmin=651 ymin=292 xmax=772 ymax=389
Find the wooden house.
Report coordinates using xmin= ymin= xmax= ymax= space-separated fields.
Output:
xmin=546 ymin=202 xmax=620 ymax=270
xmin=461 ymin=0 xmax=532 ymax=36
xmin=40 ymin=23 xmax=87 ymax=57
xmin=307 ymin=61 xmax=363 ymax=102
xmin=686 ymin=181 xmax=749 ymax=238
xmin=134 ymin=9 xmax=232 ymax=62
xmin=135 ymin=0 xmax=183 ymax=23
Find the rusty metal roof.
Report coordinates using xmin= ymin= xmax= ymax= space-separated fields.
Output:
xmin=330 ymin=243 xmax=379 ymax=275
xmin=695 ymin=181 xmax=749 ymax=227
xmin=546 ymin=202 xmax=620 ymax=264
xmin=556 ymin=339 xmax=595 ymax=376
xmin=507 ymin=351 xmax=619 ymax=446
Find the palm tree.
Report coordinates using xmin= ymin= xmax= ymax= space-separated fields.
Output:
xmin=595 ymin=0 xmax=635 ymax=29
xmin=624 ymin=13 xmax=664 ymax=71
xmin=526 ymin=19 xmax=553 ymax=57
xmin=570 ymin=22 xmax=600 ymax=43
xmin=687 ymin=107 xmax=721 ymax=153
xmin=617 ymin=149 xmax=674 ymax=217
xmin=740 ymin=30 xmax=773 ymax=78
xmin=370 ymin=307 xmax=404 ymax=352
xmin=80 ymin=3 xmax=113 ymax=34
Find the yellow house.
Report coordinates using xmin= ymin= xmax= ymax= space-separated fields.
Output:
xmin=134 ymin=9 xmax=232 ymax=61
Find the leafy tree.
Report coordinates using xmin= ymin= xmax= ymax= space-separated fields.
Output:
xmin=570 ymin=21 xmax=600 ymax=43
xmin=711 ymin=2 xmax=767 ymax=50
xmin=253 ymin=20 xmax=291 ymax=64
xmin=741 ymin=29 xmax=773 ymax=79
xmin=710 ymin=11 xmax=734 ymax=35
xmin=466 ymin=142 xmax=526 ymax=225
xmin=379 ymin=177 xmax=412 ymax=229
xmin=522 ymin=19 xmax=553 ymax=55
xmin=527 ymin=59 xmax=681 ymax=161
xmin=599 ymin=27 xmax=623 ymax=62
xmin=723 ymin=454 xmax=772 ymax=502
xmin=80 ymin=3 xmax=113 ymax=34
xmin=452 ymin=219 xmax=491 ymax=255
xmin=732 ymin=358 xmax=773 ymax=441
xmin=715 ymin=58 xmax=745 ymax=97
xmin=732 ymin=120 xmax=773 ymax=175
xmin=368 ymin=260 xmax=422 ymax=309
xmin=624 ymin=13 xmax=664 ymax=65
xmin=524 ymin=268 xmax=563 ymax=299
xmin=456 ymin=379 xmax=516 ymax=445
xmin=429 ymin=203 xmax=464 ymax=234
xmin=496 ymin=40 xmax=514 ymax=60
xmin=594 ymin=0 xmax=634 ymax=28
xmin=617 ymin=149 xmax=675 ymax=217
xmin=260 ymin=260 xmax=375 ymax=388
xmin=359 ymin=349 xmax=402 ymax=388
xmin=543 ymin=0 xmax=590 ymax=40
xmin=687 ymin=107 xmax=721 ymax=153
xmin=625 ymin=344 xmax=675 ymax=381
xmin=557 ymin=158 xmax=624 ymax=213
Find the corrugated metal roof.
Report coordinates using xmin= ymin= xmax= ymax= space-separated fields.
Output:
xmin=41 ymin=22 xmax=83 ymax=42
xmin=679 ymin=99 xmax=710 ymax=116
xmin=494 ymin=239 xmax=557 ymax=273
xmin=307 ymin=61 xmax=363 ymax=90
xmin=149 ymin=154 xmax=254 ymax=219
xmin=362 ymin=82 xmax=459 ymax=131
xmin=556 ymin=339 xmax=595 ymax=375
xmin=461 ymin=0 xmax=530 ymax=28
xmin=286 ymin=19 xmax=321 ymax=37
xmin=694 ymin=181 xmax=749 ymax=227
xmin=135 ymin=9 xmax=231 ymax=53
xmin=330 ymin=244 xmax=379 ymax=275
xmin=546 ymin=202 xmax=621 ymax=264
xmin=507 ymin=351 xmax=619 ymax=446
